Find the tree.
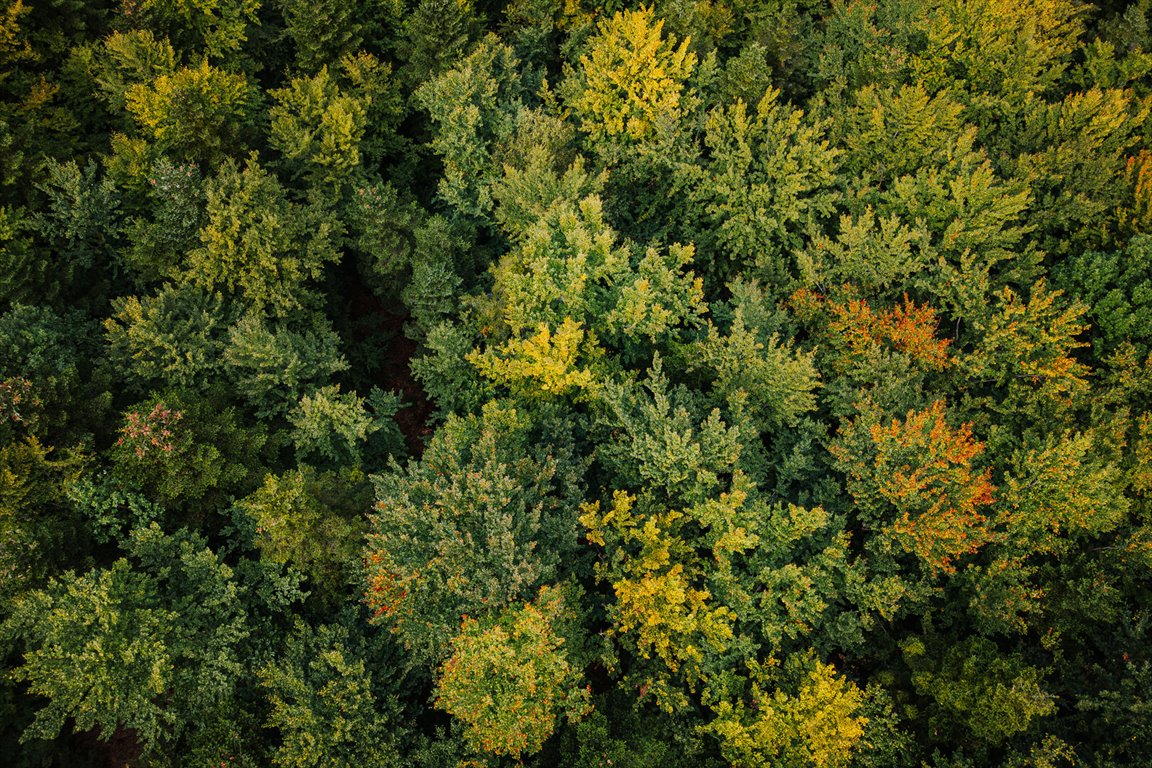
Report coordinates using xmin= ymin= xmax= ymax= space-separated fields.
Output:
xmin=124 ymin=60 xmax=252 ymax=165
xmin=673 ymin=88 xmax=842 ymax=293
xmin=1052 ymin=235 xmax=1152 ymax=357
xmin=236 ymin=467 xmax=370 ymax=602
xmin=259 ymin=622 xmax=404 ymax=768
xmin=189 ymin=156 xmax=341 ymax=316
xmin=902 ymin=635 xmax=1056 ymax=745
xmin=269 ymin=65 xmax=368 ymax=184
xmin=28 ymin=158 xmax=124 ymax=305
xmin=475 ymin=193 xmax=705 ymax=372
xmin=831 ymin=400 xmax=996 ymax=575
xmin=109 ymin=394 xmax=261 ymax=507
xmin=104 ymin=283 xmax=232 ymax=394
xmin=78 ymin=30 xmax=176 ymax=120
xmin=414 ymin=35 xmax=524 ymax=218
xmin=685 ymin=292 xmax=820 ymax=433
xmin=365 ymin=401 xmax=584 ymax=667
xmin=567 ymin=6 xmax=697 ymax=147
xmin=964 ymin=279 xmax=1091 ymax=412
xmin=2 ymin=525 xmax=248 ymax=756
xmin=702 ymin=654 xmax=868 ymax=768
xmin=122 ymin=157 xmax=207 ymax=284
xmin=289 ymin=385 xmax=393 ymax=466
xmin=222 ymin=309 xmax=348 ymax=419
xmin=277 ymin=0 xmax=392 ymax=72
xmin=126 ymin=0 xmax=259 ymax=60
xmin=0 ymin=437 xmax=87 ymax=601
xmin=0 ymin=302 xmax=106 ymax=440
xmin=434 ymin=585 xmax=590 ymax=760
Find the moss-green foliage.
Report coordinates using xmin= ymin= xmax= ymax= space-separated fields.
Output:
xmin=365 ymin=401 xmax=584 ymax=668
xmin=125 ymin=60 xmax=253 ymax=165
xmin=4 ymin=2 xmax=1152 ymax=767
xmin=268 ymin=65 xmax=368 ymax=184
xmin=567 ymin=6 xmax=697 ymax=147
xmin=259 ymin=622 xmax=405 ymax=767
xmin=2 ymin=526 xmax=248 ymax=756
xmin=189 ymin=157 xmax=340 ymax=316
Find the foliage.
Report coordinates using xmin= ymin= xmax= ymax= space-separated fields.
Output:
xmin=222 ymin=309 xmax=348 ymax=420
xmin=128 ymin=0 xmax=259 ymax=60
xmin=104 ymin=282 xmax=231 ymax=393
xmin=109 ymin=393 xmax=261 ymax=506
xmin=2 ymin=525 xmax=248 ymax=755
xmin=415 ymin=35 xmax=524 ymax=218
xmin=365 ymin=401 xmax=584 ymax=667
xmin=702 ymin=654 xmax=868 ymax=768
xmin=902 ymin=635 xmax=1057 ymax=745
xmin=3 ymin=1 xmax=1152 ymax=765
xmin=259 ymin=622 xmax=404 ymax=767
xmin=674 ymin=87 xmax=841 ymax=291
xmin=831 ymin=401 xmax=996 ymax=575
xmin=125 ymin=60 xmax=252 ymax=165
xmin=435 ymin=585 xmax=590 ymax=760
xmin=236 ymin=467 xmax=369 ymax=600
xmin=189 ymin=156 xmax=340 ymax=316
xmin=269 ymin=66 xmax=368 ymax=184
xmin=567 ymin=6 xmax=697 ymax=146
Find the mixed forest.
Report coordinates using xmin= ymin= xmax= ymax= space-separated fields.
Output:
xmin=3 ymin=0 xmax=1152 ymax=765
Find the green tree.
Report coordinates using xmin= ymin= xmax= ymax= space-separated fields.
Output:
xmin=104 ymin=283 xmax=232 ymax=394
xmin=475 ymin=193 xmax=705 ymax=372
xmin=0 ymin=437 xmax=87 ymax=601
xmin=2 ymin=524 xmax=248 ymax=755
xmin=109 ymin=394 xmax=262 ymax=507
xmin=365 ymin=401 xmax=584 ymax=667
xmin=124 ymin=60 xmax=252 ymax=165
xmin=1052 ymin=235 xmax=1152 ymax=357
xmin=236 ymin=467 xmax=370 ymax=602
xmin=902 ymin=635 xmax=1056 ymax=745
xmin=674 ymin=88 xmax=842 ymax=293
xmin=222 ymin=309 xmax=348 ymax=420
xmin=415 ymin=35 xmax=524 ymax=218
xmin=189 ymin=156 xmax=341 ymax=316
xmin=567 ymin=6 xmax=697 ymax=147
xmin=0 ymin=302 xmax=106 ymax=440
xmin=127 ymin=0 xmax=259 ymax=60
xmin=77 ymin=29 xmax=176 ymax=120
xmin=702 ymin=654 xmax=868 ymax=768
xmin=269 ymin=65 xmax=368 ymax=184
xmin=289 ymin=385 xmax=397 ymax=467
xmin=259 ymin=622 xmax=405 ymax=767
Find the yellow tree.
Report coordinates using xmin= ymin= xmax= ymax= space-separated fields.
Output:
xmin=434 ymin=585 xmax=590 ymax=761
xmin=568 ymin=6 xmax=696 ymax=146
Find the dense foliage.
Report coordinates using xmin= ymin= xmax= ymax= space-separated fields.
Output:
xmin=2 ymin=1 xmax=1152 ymax=766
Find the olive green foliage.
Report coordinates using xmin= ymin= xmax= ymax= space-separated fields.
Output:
xmin=269 ymin=65 xmax=368 ymax=183
xmin=125 ymin=60 xmax=252 ymax=165
xmin=366 ymin=401 xmax=583 ymax=667
xmin=109 ymin=394 xmax=261 ymax=506
xmin=236 ymin=467 xmax=369 ymax=599
xmin=189 ymin=157 xmax=340 ymax=316
xmin=3 ymin=1 xmax=1152 ymax=766
xmin=567 ymin=6 xmax=697 ymax=146
xmin=3 ymin=525 xmax=247 ymax=754
xmin=703 ymin=654 xmax=867 ymax=768
xmin=259 ymin=622 xmax=404 ymax=767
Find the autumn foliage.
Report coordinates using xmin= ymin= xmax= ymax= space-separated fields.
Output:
xmin=833 ymin=401 xmax=996 ymax=574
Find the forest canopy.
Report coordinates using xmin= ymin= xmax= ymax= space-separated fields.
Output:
xmin=2 ymin=0 xmax=1152 ymax=766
